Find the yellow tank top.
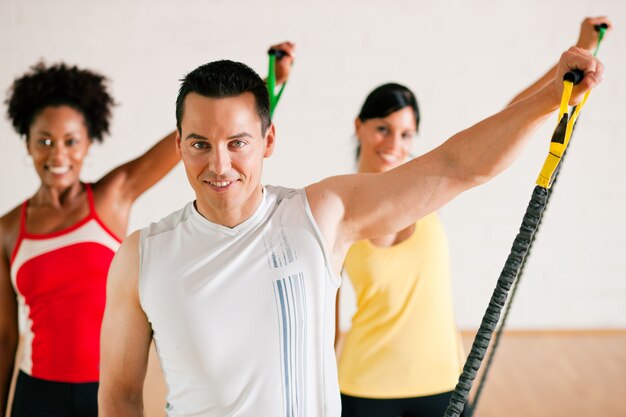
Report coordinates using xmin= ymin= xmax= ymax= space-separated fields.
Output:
xmin=338 ymin=212 xmax=464 ymax=398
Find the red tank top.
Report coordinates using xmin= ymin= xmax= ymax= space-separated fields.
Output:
xmin=10 ymin=183 xmax=122 ymax=383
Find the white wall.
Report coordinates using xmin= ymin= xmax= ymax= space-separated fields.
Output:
xmin=1 ymin=0 xmax=624 ymax=329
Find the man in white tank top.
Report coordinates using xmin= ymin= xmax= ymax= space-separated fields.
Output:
xmin=98 ymin=49 xmax=603 ymax=417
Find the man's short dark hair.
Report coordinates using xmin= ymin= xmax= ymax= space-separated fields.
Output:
xmin=175 ymin=60 xmax=271 ymax=135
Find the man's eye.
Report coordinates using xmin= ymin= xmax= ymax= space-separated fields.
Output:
xmin=376 ymin=126 xmax=389 ymax=134
xmin=39 ymin=138 xmax=53 ymax=147
xmin=192 ymin=142 xmax=210 ymax=149
xmin=230 ymin=140 xmax=246 ymax=149
xmin=66 ymin=138 xmax=79 ymax=146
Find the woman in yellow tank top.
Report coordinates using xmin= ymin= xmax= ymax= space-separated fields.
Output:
xmin=336 ymin=83 xmax=469 ymax=417
xmin=336 ymin=18 xmax=610 ymax=417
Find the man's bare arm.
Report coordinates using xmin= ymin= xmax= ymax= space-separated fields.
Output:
xmin=307 ymin=47 xmax=604 ymax=269
xmin=99 ymin=231 xmax=153 ymax=417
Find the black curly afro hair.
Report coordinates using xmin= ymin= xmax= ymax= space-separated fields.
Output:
xmin=5 ymin=61 xmax=115 ymax=142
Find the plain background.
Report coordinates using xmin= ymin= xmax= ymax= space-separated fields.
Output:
xmin=0 ymin=0 xmax=624 ymax=330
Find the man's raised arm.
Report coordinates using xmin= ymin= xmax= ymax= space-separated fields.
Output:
xmin=306 ymin=47 xmax=604 ymax=269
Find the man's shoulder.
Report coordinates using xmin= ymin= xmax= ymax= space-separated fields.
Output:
xmin=266 ymin=184 xmax=298 ymax=198
xmin=266 ymin=185 xmax=308 ymax=208
xmin=141 ymin=202 xmax=193 ymax=241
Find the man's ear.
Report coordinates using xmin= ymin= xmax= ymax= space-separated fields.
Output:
xmin=354 ymin=117 xmax=363 ymax=142
xmin=175 ymin=130 xmax=182 ymax=157
xmin=263 ymin=123 xmax=276 ymax=158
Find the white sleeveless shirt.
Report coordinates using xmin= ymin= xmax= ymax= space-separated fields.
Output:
xmin=139 ymin=186 xmax=341 ymax=417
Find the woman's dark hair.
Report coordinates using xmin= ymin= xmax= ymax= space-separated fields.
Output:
xmin=356 ymin=83 xmax=420 ymax=159
xmin=5 ymin=61 xmax=114 ymax=142
xmin=176 ymin=60 xmax=271 ymax=135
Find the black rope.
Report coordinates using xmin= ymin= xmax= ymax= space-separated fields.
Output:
xmin=467 ymin=113 xmax=578 ymax=416
xmin=444 ymin=114 xmax=569 ymax=416
xmin=467 ymin=266 xmax=522 ymax=416
xmin=446 ymin=27 xmax=603 ymax=414
xmin=444 ymin=185 xmax=549 ymax=417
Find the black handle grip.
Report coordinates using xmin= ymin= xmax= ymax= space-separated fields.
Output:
xmin=594 ymin=23 xmax=608 ymax=31
xmin=563 ymin=69 xmax=584 ymax=85
xmin=268 ymin=48 xmax=287 ymax=59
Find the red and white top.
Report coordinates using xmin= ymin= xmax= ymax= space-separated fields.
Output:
xmin=10 ymin=183 xmax=121 ymax=383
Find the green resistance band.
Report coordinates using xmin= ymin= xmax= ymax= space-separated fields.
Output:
xmin=594 ymin=23 xmax=608 ymax=56
xmin=267 ymin=48 xmax=289 ymax=118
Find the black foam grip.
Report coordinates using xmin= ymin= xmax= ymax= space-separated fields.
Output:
xmin=563 ymin=70 xmax=584 ymax=85
xmin=594 ymin=23 xmax=608 ymax=31
xmin=268 ymin=48 xmax=287 ymax=59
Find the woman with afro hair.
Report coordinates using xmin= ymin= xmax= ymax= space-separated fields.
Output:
xmin=0 ymin=60 xmax=180 ymax=416
xmin=0 ymin=42 xmax=295 ymax=416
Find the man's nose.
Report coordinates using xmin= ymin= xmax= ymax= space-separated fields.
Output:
xmin=209 ymin=147 xmax=232 ymax=176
